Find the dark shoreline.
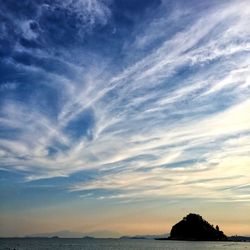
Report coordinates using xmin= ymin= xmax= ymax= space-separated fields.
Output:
xmin=0 ymin=237 xmax=250 ymax=242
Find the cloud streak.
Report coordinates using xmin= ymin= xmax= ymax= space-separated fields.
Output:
xmin=0 ymin=0 xmax=250 ymax=205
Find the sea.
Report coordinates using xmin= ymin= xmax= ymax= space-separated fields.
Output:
xmin=0 ymin=238 xmax=250 ymax=250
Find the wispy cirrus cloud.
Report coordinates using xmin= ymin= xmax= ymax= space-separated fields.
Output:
xmin=0 ymin=0 xmax=250 ymax=205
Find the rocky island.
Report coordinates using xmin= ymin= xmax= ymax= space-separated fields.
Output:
xmin=169 ymin=213 xmax=227 ymax=241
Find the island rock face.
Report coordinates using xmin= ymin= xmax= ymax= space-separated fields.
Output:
xmin=169 ymin=213 xmax=227 ymax=241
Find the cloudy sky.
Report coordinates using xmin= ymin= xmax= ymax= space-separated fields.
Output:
xmin=0 ymin=0 xmax=250 ymax=237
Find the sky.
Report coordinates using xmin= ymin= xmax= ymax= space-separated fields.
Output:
xmin=0 ymin=0 xmax=250 ymax=237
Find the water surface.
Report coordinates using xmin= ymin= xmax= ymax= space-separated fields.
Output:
xmin=1 ymin=238 xmax=250 ymax=250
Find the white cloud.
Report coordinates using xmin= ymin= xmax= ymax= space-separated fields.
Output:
xmin=20 ymin=20 xmax=39 ymax=40
xmin=0 ymin=0 xmax=250 ymax=205
xmin=59 ymin=0 xmax=111 ymax=28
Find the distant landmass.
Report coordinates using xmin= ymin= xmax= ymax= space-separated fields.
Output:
xmin=26 ymin=230 xmax=120 ymax=238
xmin=228 ymin=236 xmax=250 ymax=242
xmin=26 ymin=230 xmax=83 ymax=238
xmin=168 ymin=213 xmax=227 ymax=241
xmin=120 ymin=234 xmax=169 ymax=240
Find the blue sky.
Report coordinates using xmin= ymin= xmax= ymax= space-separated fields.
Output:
xmin=0 ymin=0 xmax=250 ymax=236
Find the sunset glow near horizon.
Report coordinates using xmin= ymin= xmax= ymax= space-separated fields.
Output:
xmin=0 ymin=0 xmax=250 ymax=237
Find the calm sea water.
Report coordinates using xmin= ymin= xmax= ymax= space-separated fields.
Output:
xmin=0 ymin=238 xmax=250 ymax=250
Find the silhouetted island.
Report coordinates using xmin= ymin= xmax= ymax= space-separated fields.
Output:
xmin=169 ymin=213 xmax=228 ymax=241
xmin=51 ymin=236 xmax=59 ymax=239
xmin=82 ymin=236 xmax=95 ymax=240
